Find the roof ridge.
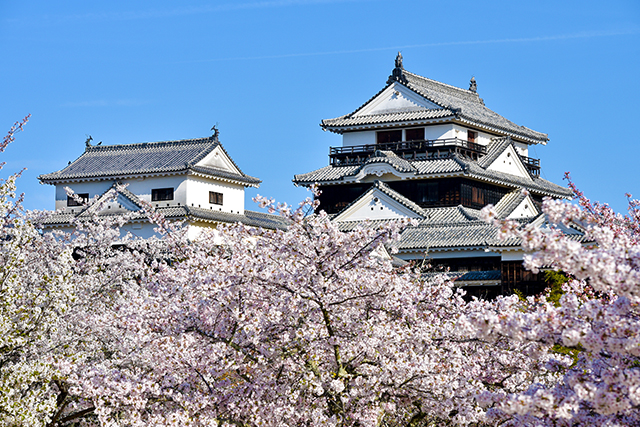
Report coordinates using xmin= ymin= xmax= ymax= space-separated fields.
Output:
xmin=477 ymin=137 xmax=512 ymax=169
xmin=493 ymin=189 xmax=527 ymax=218
xmin=404 ymin=70 xmax=479 ymax=99
xmin=457 ymin=205 xmax=481 ymax=220
xmin=372 ymin=180 xmax=426 ymax=216
xmin=84 ymin=135 xmax=217 ymax=152
xmin=346 ymin=107 xmax=445 ymax=119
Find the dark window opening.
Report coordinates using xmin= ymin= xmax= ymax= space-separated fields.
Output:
xmin=209 ymin=191 xmax=223 ymax=205
xmin=388 ymin=178 xmax=509 ymax=209
xmin=152 ymin=188 xmax=174 ymax=201
xmin=428 ymin=257 xmax=501 ymax=273
xmin=317 ymin=184 xmax=372 ymax=214
xmin=501 ymin=261 xmax=544 ymax=296
xmin=405 ymin=128 xmax=425 ymax=141
xmin=376 ymin=130 xmax=402 ymax=144
xmin=467 ymin=130 xmax=478 ymax=143
xmin=67 ymin=193 xmax=89 ymax=207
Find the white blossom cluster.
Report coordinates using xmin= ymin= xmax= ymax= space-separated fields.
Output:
xmin=2 ymin=120 xmax=639 ymax=426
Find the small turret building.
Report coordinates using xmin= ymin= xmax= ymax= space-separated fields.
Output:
xmin=294 ymin=54 xmax=577 ymax=297
xmin=39 ymin=133 xmax=286 ymax=239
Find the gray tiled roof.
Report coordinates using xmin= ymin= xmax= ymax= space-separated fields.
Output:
xmin=477 ymin=137 xmax=513 ymax=168
xmin=422 ymin=205 xmax=482 ymax=223
xmin=185 ymin=207 xmax=288 ymax=229
xmin=455 ymin=270 xmax=502 ymax=281
xmin=404 ymin=71 xmax=548 ymax=143
xmin=39 ymin=136 xmax=260 ymax=186
xmin=493 ymin=189 xmax=536 ymax=218
xmin=462 ymin=160 xmax=572 ymax=198
xmin=293 ymin=164 xmax=360 ymax=184
xmin=294 ymin=150 xmax=571 ymax=199
xmin=322 ymin=69 xmax=548 ymax=144
xmin=323 ymin=108 xmax=454 ymax=127
xmin=411 ymin=157 xmax=468 ymax=175
xmin=293 ymin=157 xmax=462 ymax=185
xmin=41 ymin=206 xmax=287 ymax=230
xmin=397 ymin=221 xmax=498 ymax=250
xmin=364 ymin=151 xmax=417 ymax=173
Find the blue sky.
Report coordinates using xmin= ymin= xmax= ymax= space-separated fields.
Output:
xmin=1 ymin=0 xmax=639 ymax=214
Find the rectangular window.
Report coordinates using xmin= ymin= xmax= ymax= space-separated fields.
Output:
xmin=152 ymin=188 xmax=174 ymax=201
xmin=209 ymin=191 xmax=223 ymax=205
xmin=67 ymin=193 xmax=89 ymax=207
xmin=376 ymin=129 xmax=402 ymax=144
xmin=405 ymin=128 xmax=425 ymax=141
xmin=467 ymin=130 xmax=478 ymax=143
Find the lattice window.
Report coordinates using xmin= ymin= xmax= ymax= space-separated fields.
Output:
xmin=209 ymin=191 xmax=223 ymax=205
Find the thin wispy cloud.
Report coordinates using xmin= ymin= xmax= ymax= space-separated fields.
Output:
xmin=6 ymin=0 xmax=375 ymax=24
xmin=61 ymin=99 xmax=148 ymax=108
xmin=171 ymin=28 xmax=640 ymax=64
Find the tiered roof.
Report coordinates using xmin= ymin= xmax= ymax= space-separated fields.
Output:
xmin=39 ymin=136 xmax=261 ymax=187
xmin=322 ymin=58 xmax=548 ymax=145
xmin=41 ymin=183 xmax=288 ymax=230
xmin=294 ymin=146 xmax=572 ymax=199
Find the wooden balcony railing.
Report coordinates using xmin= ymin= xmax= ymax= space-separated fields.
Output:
xmin=519 ymin=155 xmax=541 ymax=177
xmin=329 ymin=138 xmax=487 ymax=165
xmin=329 ymin=138 xmax=541 ymax=177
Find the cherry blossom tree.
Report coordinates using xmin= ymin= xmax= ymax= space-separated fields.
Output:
xmin=4 ymin=116 xmax=638 ymax=426
xmin=0 ymin=119 xmax=153 ymax=426
xmin=0 ymin=119 xmax=564 ymax=426
xmin=465 ymin=182 xmax=640 ymax=425
xmin=56 ymin=193 xmax=560 ymax=427
xmin=0 ymin=116 xmax=79 ymax=426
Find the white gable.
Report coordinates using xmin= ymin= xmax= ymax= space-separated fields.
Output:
xmin=113 ymin=192 xmax=142 ymax=212
xmin=88 ymin=189 xmax=143 ymax=215
xmin=196 ymin=146 xmax=242 ymax=174
xmin=486 ymin=144 xmax=532 ymax=180
xmin=334 ymin=187 xmax=423 ymax=222
xmin=506 ymin=195 xmax=538 ymax=219
xmin=354 ymin=83 xmax=440 ymax=116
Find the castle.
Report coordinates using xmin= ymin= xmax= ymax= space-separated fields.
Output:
xmin=40 ymin=54 xmax=579 ymax=296
xmin=294 ymin=54 xmax=578 ymax=297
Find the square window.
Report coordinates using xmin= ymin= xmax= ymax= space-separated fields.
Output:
xmin=67 ymin=193 xmax=89 ymax=207
xmin=209 ymin=191 xmax=223 ymax=205
xmin=152 ymin=188 xmax=174 ymax=201
xmin=376 ymin=130 xmax=402 ymax=144
xmin=405 ymin=128 xmax=425 ymax=141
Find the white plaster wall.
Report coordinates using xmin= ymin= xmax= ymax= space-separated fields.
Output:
xmin=50 ymin=220 xmax=218 ymax=241
xmin=451 ymin=125 xmax=493 ymax=146
xmin=342 ymin=124 xmax=464 ymax=147
xmin=487 ymin=147 xmax=531 ymax=178
xmin=513 ymin=141 xmax=529 ymax=157
xmin=48 ymin=221 xmax=167 ymax=240
xmin=55 ymin=181 xmax=113 ymax=211
xmin=56 ymin=175 xmax=189 ymax=212
xmin=424 ymin=124 xmax=453 ymax=140
xmin=355 ymin=83 xmax=439 ymax=116
xmin=197 ymin=146 xmax=241 ymax=174
xmin=339 ymin=193 xmax=419 ymax=221
xmin=121 ymin=222 xmax=166 ymax=239
xmin=126 ymin=175 xmax=188 ymax=207
xmin=343 ymin=131 xmax=376 ymax=147
xmin=506 ymin=197 xmax=537 ymax=219
xmin=185 ymin=176 xmax=245 ymax=214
